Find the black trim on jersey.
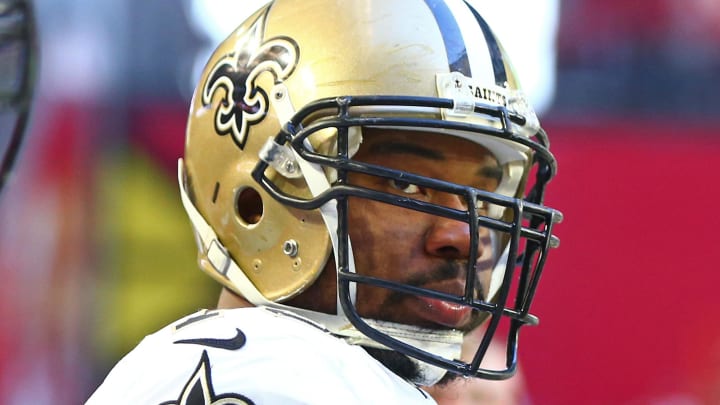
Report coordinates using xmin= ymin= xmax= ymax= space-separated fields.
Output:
xmin=159 ymin=350 xmax=255 ymax=405
xmin=416 ymin=385 xmax=431 ymax=399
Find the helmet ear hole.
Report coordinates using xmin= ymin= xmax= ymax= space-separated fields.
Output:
xmin=236 ymin=187 xmax=263 ymax=225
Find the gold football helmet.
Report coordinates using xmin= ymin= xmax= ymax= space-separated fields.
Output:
xmin=180 ymin=0 xmax=561 ymax=383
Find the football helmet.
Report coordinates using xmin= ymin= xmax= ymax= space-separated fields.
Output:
xmin=180 ymin=0 xmax=561 ymax=383
xmin=0 ymin=0 xmax=36 ymax=194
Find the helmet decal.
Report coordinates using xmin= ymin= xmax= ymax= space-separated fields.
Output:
xmin=424 ymin=0 xmax=508 ymax=87
xmin=464 ymin=3 xmax=508 ymax=86
xmin=201 ymin=10 xmax=299 ymax=150
xmin=423 ymin=0 xmax=472 ymax=76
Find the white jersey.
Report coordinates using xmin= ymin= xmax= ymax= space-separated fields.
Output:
xmin=87 ymin=307 xmax=437 ymax=404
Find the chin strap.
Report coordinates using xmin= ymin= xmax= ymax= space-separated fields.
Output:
xmin=178 ymin=159 xmax=355 ymax=329
xmin=268 ymin=83 xmax=359 ymax=318
xmin=179 ymin=159 xmax=461 ymax=386
xmin=180 ymin=159 xmax=462 ymax=387
xmin=178 ymin=83 xmax=359 ymax=331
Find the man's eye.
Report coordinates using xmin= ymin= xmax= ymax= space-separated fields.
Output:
xmin=389 ymin=179 xmax=421 ymax=194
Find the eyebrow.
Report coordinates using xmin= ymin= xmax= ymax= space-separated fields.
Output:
xmin=367 ymin=142 xmax=444 ymax=160
xmin=477 ymin=165 xmax=503 ymax=182
xmin=368 ymin=141 xmax=504 ymax=181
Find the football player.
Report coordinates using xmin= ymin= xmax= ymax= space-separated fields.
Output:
xmin=88 ymin=0 xmax=562 ymax=403
xmin=0 ymin=0 xmax=36 ymax=195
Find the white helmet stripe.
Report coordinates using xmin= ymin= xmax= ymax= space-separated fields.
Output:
xmin=424 ymin=0 xmax=496 ymax=85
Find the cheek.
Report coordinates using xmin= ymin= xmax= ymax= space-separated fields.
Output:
xmin=347 ymin=199 xmax=425 ymax=265
xmin=346 ymin=199 xmax=428 ymax=308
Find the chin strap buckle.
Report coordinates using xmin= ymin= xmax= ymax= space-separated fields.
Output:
xmin=258 ymin=137 xmax=303 ymax=179
xmin=206 ymin=239 xmax=231 ymax=276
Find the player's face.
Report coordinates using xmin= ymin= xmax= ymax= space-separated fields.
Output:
xmin=289 ymin=129 xmax=500 ymax=331
xmin=349 ymin=129 xmax=499 ymax=331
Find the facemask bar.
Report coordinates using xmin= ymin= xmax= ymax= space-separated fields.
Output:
xmin=252 ymin=94 xmax=562 ymax=380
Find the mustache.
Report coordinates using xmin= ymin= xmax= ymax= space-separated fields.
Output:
xmin=384 ymin=260 xmax=486 ymax=305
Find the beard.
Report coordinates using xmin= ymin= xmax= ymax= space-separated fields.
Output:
xmin=363 ymin=346 xmax=423 ymax=382
xmin=362 ymin=346 xmax=463 ymax=386
xmin=357 ymin=261 xmax=486 ymax=384
xmin=434 ymin=369 xmax=462 ymax=387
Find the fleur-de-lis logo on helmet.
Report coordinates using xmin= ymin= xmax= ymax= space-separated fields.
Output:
xmin=201 ymin=13 xmax=299 ymax=149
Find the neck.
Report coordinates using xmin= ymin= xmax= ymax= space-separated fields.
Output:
xmin=217 ymin=288 xmax=255 ymax=309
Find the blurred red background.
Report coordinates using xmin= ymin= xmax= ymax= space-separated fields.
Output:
xmin=525 ymin=120 xmax=720 ymax=404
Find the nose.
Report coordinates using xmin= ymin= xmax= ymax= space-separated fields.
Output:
xmin=424 ymin=193 xmax=485 ymax=260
